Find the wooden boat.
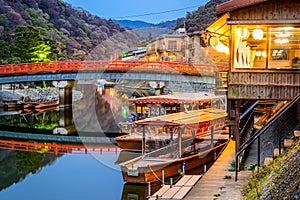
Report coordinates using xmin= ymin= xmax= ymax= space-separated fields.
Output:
xmin=118 ymin=137 xmax=229 ymax=184
xmin=20 ymin=99 xmax=58 ymax=110
xmin=119 ymin=92 xmax=225 ymax=134
xmin=115 ymin=108 xmax=228 ymax=151
xmin=33 ymin=99 xmax=58 ymax=109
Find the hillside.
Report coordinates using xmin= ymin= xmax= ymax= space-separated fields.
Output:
xmin=176 ymin=0 xmax=229 ymax=32
xmin=113 ymin=19 xmax=153 ymax=29
xmin=114 ymin=19 xmax=178 ymax=38
xmin=243 ymin=137 xmax=300 ymax=199
xmin=0 ymin=0 xmax=145 ymax=63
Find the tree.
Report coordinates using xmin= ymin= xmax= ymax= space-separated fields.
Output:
xmin=11 ymin=26 xmax=52 ymax=62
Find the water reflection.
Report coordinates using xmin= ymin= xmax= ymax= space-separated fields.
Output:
xmin=0 ymin=139 xmax=124 ymax=200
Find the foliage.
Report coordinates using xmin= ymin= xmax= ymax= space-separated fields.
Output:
xmin=175 ymin=0 xmax=230 ymax=33
xmin=0 ymin=0 xmax=145 ymax=63
xmin=16 ymin=151 xmax=45 ymax=174
xmin=243 ymin=139 xmax=300 ymax=199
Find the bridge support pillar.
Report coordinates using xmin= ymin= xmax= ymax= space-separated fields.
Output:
xmin=52 ymin=81 xmax=76 ymax=135
xmin=53 ymin=106 xmax=76 ymax=135
xmin=53 ymin=81 xmax=75 ymax=108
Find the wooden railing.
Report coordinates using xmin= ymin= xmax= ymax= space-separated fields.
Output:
xmin=0 ymin=60 xmax=227 ymax=76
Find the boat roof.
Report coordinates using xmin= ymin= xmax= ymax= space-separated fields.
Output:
xmin=134 ymin=108 xmax=227 ymax=130
xmin=129 ymin=92 xmax=224 ymax=105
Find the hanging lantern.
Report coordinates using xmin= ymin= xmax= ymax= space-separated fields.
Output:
xmin=274 ymin=38 xmax=289 ymax=44
xmin=242 ymin=28 xmax=250 ymax=39
xmin=252 ymin=28 xmax=264 ymax=40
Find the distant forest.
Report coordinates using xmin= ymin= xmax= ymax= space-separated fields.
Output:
xmin=0 ymin=0 xmax=144 ymax=63
xmin=0 ymin=0 xmax=228 ymax=64
xmin=176 ymin=0 xmax=229 ymax=32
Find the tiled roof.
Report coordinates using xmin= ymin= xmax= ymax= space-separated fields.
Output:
xmin=216 ymin=0 xmax=270 ymax=15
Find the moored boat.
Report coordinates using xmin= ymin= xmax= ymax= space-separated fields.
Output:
xmin=118 ymin=137 xmax=229 ymax=184
xmin=119 ymin=92 xmax=225 ymax=134
xmin=115 ymin=108 xmax=228 ymax=151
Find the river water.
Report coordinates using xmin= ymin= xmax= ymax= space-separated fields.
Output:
xmin=0 ymin=85 xmax=156 ymax=200
xmin=0 ymin=148 xmax=125 ymax=200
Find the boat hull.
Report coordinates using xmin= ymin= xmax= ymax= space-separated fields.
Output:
xmin=120 ymin=140 xmax=228 ymax=184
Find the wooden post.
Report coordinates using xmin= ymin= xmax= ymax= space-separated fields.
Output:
xmin=233 ymin=100 xmax=241 ymax=181
xmin=210 ymin=125 xmax=214 ymax=148
xmin=178 ymin=126 xmax=183 ymax=158
xmin=257 ymin=135 xmax=261 ymax=166
xmin=142 ymin=125 xmax=146 ymax=156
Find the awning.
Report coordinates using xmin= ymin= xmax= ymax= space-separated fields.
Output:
xmin=206 ymin=13 xmax=230 ymax=45
xmin=134 ymin=108 xmax=228 ymax=130
xmin=129 ymin=92 xmax=224 ymax=105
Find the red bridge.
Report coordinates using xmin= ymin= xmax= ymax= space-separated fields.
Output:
xmin=0 ymin=139 xmax=119 ymax=155
xmin=0 ymin=60 xmax=227 ymax=76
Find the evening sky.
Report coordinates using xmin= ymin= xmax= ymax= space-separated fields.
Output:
xmin=64 ymin=0 xmax=210 ymax=24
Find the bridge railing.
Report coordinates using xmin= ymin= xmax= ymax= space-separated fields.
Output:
xmin=0 ymin=60 xmax=227 ymax=76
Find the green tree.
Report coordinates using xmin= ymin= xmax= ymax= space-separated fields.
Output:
xmin=11 ymin=26 xmax=52 ymax=63
xmin=0 ymin=40 xmax=10 ymax=63
xmin=30 ymin=43 xmax=51 ymax=62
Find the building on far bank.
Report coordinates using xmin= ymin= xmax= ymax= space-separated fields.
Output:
xmin=144 ymin=33 xmax=186 ymax=62
xmin=121 ymin=47 xmax=147 ymax=61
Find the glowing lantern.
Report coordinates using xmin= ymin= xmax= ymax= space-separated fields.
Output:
xmin=252 ymin=28 xmax=264 ymax=40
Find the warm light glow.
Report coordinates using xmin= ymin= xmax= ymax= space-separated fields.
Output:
xmin=274 ymin=38 xmax=289 ymax=44
xmin=275 ymin=32 xmax=290 ymax=37
xmin=252 ymin=28 xmax=264 ymax=40
xmin=210 ymin=37 xmax=229 ymax=54
xmin=262 ymin=51 xmax=267 ymax=57
xmin=255 ymin=51 xmax=262 ymax=57
xmin=242 ymin=28 xmax=250 ymax=39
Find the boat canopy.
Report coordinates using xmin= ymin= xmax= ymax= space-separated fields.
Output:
xmin=134 ymin=108 xmax=227 ymax=130
xmin=129 ymin=92 xmax=224 ymax=105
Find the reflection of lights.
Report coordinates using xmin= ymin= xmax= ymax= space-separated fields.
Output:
xmin=210 ymin=37 xmax=229 ymax=54
xmin=109 ymin=88 xmax=114 ymax=97
xmin=274 ymin=38 xmax=289 ymax=44
xmin=252 ymin=28 xmax=264 ymax=40
xmin=262 ymin=51 xmax=267 ymax=57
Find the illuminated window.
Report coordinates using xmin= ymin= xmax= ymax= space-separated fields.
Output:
xmin=232 ymin=25 xmax=267 ymax=69
xmin=269 ymin=27 xmax=300 ymax=69
xmin=232 ymin=25 xmax=300 ymax=69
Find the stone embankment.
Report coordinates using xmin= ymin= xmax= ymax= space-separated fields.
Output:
xmin=243 ymin=130 xmax=300 ymax=199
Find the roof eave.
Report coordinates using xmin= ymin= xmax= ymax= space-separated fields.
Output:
xmin=216 ymin=0 xmax=270 ymax=15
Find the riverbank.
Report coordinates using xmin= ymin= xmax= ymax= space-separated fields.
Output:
xmin=243 ymin=136 xmax=300 ymax=199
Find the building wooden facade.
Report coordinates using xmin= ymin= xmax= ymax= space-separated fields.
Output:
xmin=215 ymin=0 xmax=300 ymax=100
xmin=209 ymin=0 xmax=300 ymax=170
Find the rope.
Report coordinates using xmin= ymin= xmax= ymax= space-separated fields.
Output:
xmin=148 ymin=163 xmax=183 ymax=184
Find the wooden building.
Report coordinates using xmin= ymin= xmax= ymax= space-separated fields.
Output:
xmin=214 ymin=0 xmax=300 ymax=100
xmin=208 ymin=0 xmax=300 ymax=170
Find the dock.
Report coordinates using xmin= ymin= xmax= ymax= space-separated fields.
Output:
xmin=184 ymin=139 xmax=253 ymax=200
xmin=149 ymin=175 xmax=202 ymax=200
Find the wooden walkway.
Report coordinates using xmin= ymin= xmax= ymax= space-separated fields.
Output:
xmin=149 ymin=175 xmax=202 ymax=200
xmin=184 ymin=139 xmax=253 ymax=200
